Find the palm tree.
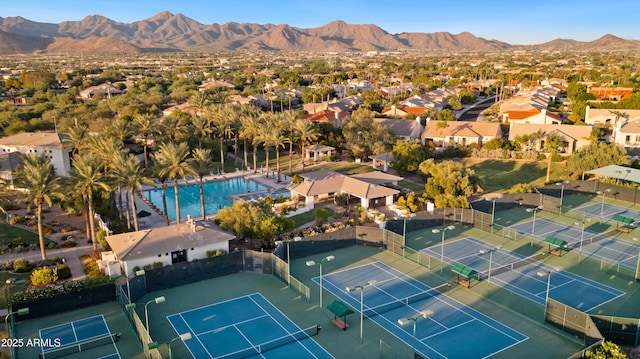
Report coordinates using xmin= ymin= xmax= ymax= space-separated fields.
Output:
xmin=189 ymin=148 xmax=216 ymax=220
xmin=159 ymin=116 xmax=188 ymax=144
xmin=186 ymin=91 xmax=212 ymax=117
xmin=154 ymin=142 xmax=195 ymax=224
xmin=104 ymin=117 xmax=135 ymax=147
xmin=71 ymin=154 xmax=110 ymax=254
xmin=62 ymin=126 xmax=89 ymax=156
xmin=189 ymin=114 xmax=212 ymax=150
xmin=282 ymin=111 xmax=298 ymax=175
xmin=543 ymin=134 xmax=563 ymax=182
xmin=133 ymin=114 xmax=159 ymax=168
xmin=114 ymin=152 xmax=153 ymax=231
xmin=294 ymin=119 xmax=320 ymax=172
xmin=257 ymin=113 xmax=278 ymax=178
xmin=239 ymin=107 xmax=261 ymax=173
xmin=261 ymin=117 xmax=288 ymax=182
xmin=150 ymin=163 xmax=170 ymax=226
xmin=16 ymin=154 xmax=61 ymax=260
xmin=208 ymin=105 xmax=235 ymax=171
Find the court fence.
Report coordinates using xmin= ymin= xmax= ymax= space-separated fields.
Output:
xmin=116 ymin=285 xmax=163 ymax=359
xmin=591 ymin=314 xmax=640 ymax=347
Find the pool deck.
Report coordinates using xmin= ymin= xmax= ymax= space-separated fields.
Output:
xmin=126 ymin=169 xmax=292 ymax=229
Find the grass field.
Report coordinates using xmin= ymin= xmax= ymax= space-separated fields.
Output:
xmin=289 ymin=208 xmax=335 ymax=228
xmin=0 ymin=220 xmax=41 ymax=247
xmin=460 ymin=158 xmax=570 ymax=193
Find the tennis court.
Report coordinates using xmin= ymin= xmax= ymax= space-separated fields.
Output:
xmin=166 ymin=292 xmax=333 ymax=359
xmin=507 ymin=218 xmax=640 ymax=271
xmin=318 ymin=262 xmax=527 ymax=359
xmin=422 ymin=237 xmax=626 ymax=311
xmin=572 ymin=202 xmax=640 ymax=222
xmin=39 ymin=315 xmax=120 ymax=359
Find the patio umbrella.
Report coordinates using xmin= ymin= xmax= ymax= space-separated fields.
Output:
xmin=137 ymin=210 xmax=152 ymax=218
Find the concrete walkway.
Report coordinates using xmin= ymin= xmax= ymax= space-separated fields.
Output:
xmin=0 ymin=241 xmax=93 ymax=281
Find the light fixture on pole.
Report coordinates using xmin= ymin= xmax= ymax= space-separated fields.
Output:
xmin=479 ymin=245 xmax=502 ymax=291
xmin=633 ymin=238 xmax=640 ymax=281
xmin=526 ymin=205 xmax=544 ymax=246
xmin=486 ymin=195 xmax=503 ymax=234
xmin=346 ymin=280 xmax=378 ymax=341
xmin=5 ymin=307 xmax=28 ymax=338
xmin=596 ymin=188 xmax=612 ymax=223
xmin=144 ymin=296 xmax=166 ymax=335
xmin=536 ymin=267 xmax=560 ymax=321
xmin=169 ymin=332 xmax=192 ymax=359
xmin=398 ymin=310 xmax=435 ymax=354
xmin=432 ymin=225 xmax=456 ymax=274
xmin=126 ymin=269 xmax=146 ymax=304
xmin=306 ymin=255 xmax=335 ymax=310
xmin=574 ymin=219 xmax=591 ymax=262
xmin=556 ymin=180 xmax=571 ymax=215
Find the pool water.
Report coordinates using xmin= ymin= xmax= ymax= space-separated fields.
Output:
xmin=143 ymin=177 xmax=267 ymax=220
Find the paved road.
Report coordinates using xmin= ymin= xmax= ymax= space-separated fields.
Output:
xmin=458 ymin=97 xmax=496 ymax=121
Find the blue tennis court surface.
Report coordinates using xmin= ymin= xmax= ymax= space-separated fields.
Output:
xmin=422 ymin=238 xmax=625 ymax=311
xmin=318 ymin=262 xmax=527 ymax=359
xmin=508 ymin=218 xmax=640 ymax=271
xmin=167 ymin=293 xmax=333 ymax=359
xmin=39 ymin=314 xmax=120 ymax=359
xmin=572 ymin=203 xmax=640 ymax=222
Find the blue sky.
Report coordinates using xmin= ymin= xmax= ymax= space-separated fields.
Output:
xmin=2 ymin=0 xmax=639 ymax=45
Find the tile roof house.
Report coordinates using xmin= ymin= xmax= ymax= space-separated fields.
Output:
xmin=289 ymin=170 xmax=401 ymax=210
xmin=373 ymin=117 xmax=424 ymax=141
xmin=503 ymin=108 xmax=562 ymax=125
xmin=421 ymin=121 xmax=502 ymax=148
xmin=589 ymin=87 xmax=633 ymax=102
xmin=104 ymin=221 xmax=235 ymax=276
xmin=301 ymin=110 xmax=349 ymax=128
xmin=508 ymin=123 xmax=593 ymax=154
xmin=584 ymin=106 xmax=640 ymax=147
xmin=79 ymin=83 xmax=125 ymax=100
xmin=0 ymin=131 xmax=72 ymax=177
xmin=198 ymin=80 xmax=235 ymax=91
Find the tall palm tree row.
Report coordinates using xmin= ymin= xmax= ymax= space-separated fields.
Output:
xmin=258 ymin=114 xmax=288 ymax=182
xmin=206 ymin=104 xmax=235 ymax=172
xmin=189 ymin=148 xmax=215 ymax=220
xmin=282 ymin=110 xmax=298 ymax=175
xmin=239 ymin=107 xmax=262 ymax=173
xmin=153 ymin=142 xmax=195 ymax=224
xmin=70 ymin=154 xmax=110 ymax=254
xmin=294 ymin=119 xmax=320 ymax=172
xmin=132 ymin=114 xmax=159 ymax=168
xmin=15 ymin=153 xmax=62 ymax=260
xmin=112 ymin=152 xmax=153 ymax=231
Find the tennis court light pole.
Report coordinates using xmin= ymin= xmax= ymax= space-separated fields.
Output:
xmin=486 ymin=195 xmax=503 ymax=234
xmin=556 ymin=180 xmax=570 ymax=215
xmin=526 ymin=206 xmax=544 ymax=247
xmin=536 ymin=268 xmax=560 ymax=322
xmin=346 ymin=280 xmax=377 ymax=342
xmin=398 ymin=310 xmax=435 ymax=355
xmin=479 ymin=245 xmax=502 ymax=291
xmin=633 ymin=238 xmax=640 ymax=281
xmin=126 ymin=269 xmax=146 ymax=304
xmin=144 ymin=296 xmax=166 ymax=334
xmin=596 ymin=188 xmax=612 ymax=223
xmin=306 ymin=255 xmax=335 ymax=310
xmin=432 ymin=225 xmax=456 ymax=274
xmin=169 ymin=332 xmax=192 ymax=359
xmin=5 ymin=307 xmax=28 ymax=338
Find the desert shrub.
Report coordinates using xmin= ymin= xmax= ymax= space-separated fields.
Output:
xmin=55 ymin=265 xmax=72 ymax=280
xmin=206 ymin=250 xmax=227 ymax=257
xmin=61 ymin=239 xmax=77 ymax=248
xmin=96 ymin=229 xmax=110 ymax=251
xmin=8 ymin=216 xmax=25 ymax=224
xmin=315 ymin=208 xmax=330 ymax=226
xmin=10 ymin=238 xmax=27 ymax=248
xmin=12 ymin=258 xmax=30 ymax=273
xmin=132 ymin=266 xmax=141 ymax=274
xmin=60 ymin=226 xmax=74 ymax=233
xmin=152 ymin=262 xmax=163 ymax=269
xmin=51 ymin=256 xmax=63 ymax=264
xmin=83 ymin=261 xmax=103 ymax=279
xmin=30 ymin=267 xmax=58 ymax=286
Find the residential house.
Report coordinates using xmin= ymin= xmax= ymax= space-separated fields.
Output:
xmin=289 ymin=170 xmax=401 ymax=210
xmin=104 ymin=221 xmax=235 ymax=276
xmin=589 ymin=87 xmax=633 ymax=102
xmin=0 ymin=131 xmax=72 ymax=177
xmin=79 ymin=83 xmax=125 ymax=100
xmin=508 ymin=123 xmax=593 ymax=154
xmin=421 ymin=121 xmax=502 ymax=148
xmin=584 ymin=106 xmax=640 ymax=146
xmin=380 ymin=105 xmax=431 ymax=119
xmin=373 ymin=117 xmax=424 ymax=141
xmin=301 ymin=110 xmax=349 ymax=128
xmin=503 ymin=108 xmax=562 ymax=125
xmin=0 ymin=152 xmax=22 ymax=184
xmin=198 ymin=80 xmax=235 ymax=91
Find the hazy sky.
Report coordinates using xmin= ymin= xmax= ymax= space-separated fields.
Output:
xmin=3 ymin=0 xmax=639 ymax=45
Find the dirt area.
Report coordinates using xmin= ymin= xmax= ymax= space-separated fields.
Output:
xmin=5 ymin=204 xmax=88 ymax=244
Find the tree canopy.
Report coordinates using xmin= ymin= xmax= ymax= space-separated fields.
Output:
xmin=566 ymin=142 xmax=630 ymax=178
xmin=419 ymin=159 xmax=478 ymax=208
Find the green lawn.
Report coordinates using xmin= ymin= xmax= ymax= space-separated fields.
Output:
xmin=460 ymin=158 xmax=569 ymax=193
xmin=0 ymin=222 xmax=40 ymax=247
xmin=296 ymin=162 xmax=375 ymax=175
xmin=289 ymin=208 xmax=335 ymax=228
xmin=0 ymin=272 xmax=31 ymax=309
xmin=398 ymin=180 xmax=425 ymax=194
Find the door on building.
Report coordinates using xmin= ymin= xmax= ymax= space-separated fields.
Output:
xmin=171 ymin=250 xmax=187 ymax=264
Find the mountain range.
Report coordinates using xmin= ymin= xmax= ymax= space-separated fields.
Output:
xmin=0 ymin=11 xmax=638 ymax=54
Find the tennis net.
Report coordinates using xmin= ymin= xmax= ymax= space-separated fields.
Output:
xmin=217 ymin=325 xmax=320 ymax=359
xmin=39 ymin=333 xmax=119 ymax=359
xmin=362 ymin=283 xmax=449 ymax=318
xmin=479 ymin=253 xmax=542 ymax=280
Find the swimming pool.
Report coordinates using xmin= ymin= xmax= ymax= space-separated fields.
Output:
xmin=143 ymin=177 xmax=267 ymax=220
